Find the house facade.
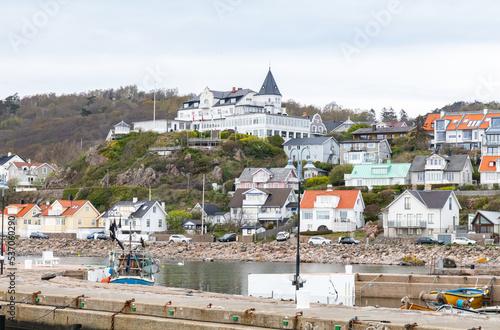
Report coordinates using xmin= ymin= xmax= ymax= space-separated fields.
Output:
xmin=344 ymin=161 xmax=411 ymax=190
xmin=101 ymin=199 xmax=168 ymax=235
xmin=481 ymin=116 xmax=500 ymax=156
xmin=283 ymin=137 xmax=340 ymax=164
xmin=235 ymin=167 xmax=299 ymax=190
xmin=470 ymin=210 xmax=500 ymax=234
xmin=309 ymin=113 xmax=327 ymax=136
xmin=228 ymin=188 xmax=297 ymax=226
xmin=191 ymin=202 xmax=229 ymax=224
xmin=409 ymin=154 xmax=473 ymax=187
xmin=0 ymin=153 xmax=25 ymax=182
xmin=339 ymin=139 xmax=392 ymax=165
xmin=38 ymin=200 xmax=102 ymax=239
xmin=1 ymin=204 xmax=42 ymax=238
xmin=8 ymin=162 xmax=57 ymax=191
xmin=479 ymin=156 xmax=500 ymax=187
xmin=383 ymin=190 xmax=461 ymax=238
xmin=351 ymin=126 xmax=415 ymax=144
xmin=300 ymin=186 xmax=365 ymax=232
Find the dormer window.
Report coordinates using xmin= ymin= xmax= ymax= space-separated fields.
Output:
xmin=490 ymin=162 xmax=495 ymax=167
xmin=231 ymin=98 xmax=236 ymax=103
xmin=194 ymin=102 xmax=199 ymax=107
xmin=184 ymin=104 xmax=188 ymax=108
xmin=220 ymin=100 xmax=225 ymax=104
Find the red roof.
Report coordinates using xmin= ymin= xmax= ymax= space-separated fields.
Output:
xmin=479 ymin=156 xmax=500 ymax=172
xmin=300 ymin=190 xmax=360 ymax=209
xmin=456 ymin=114 xmax=485 ymax=130
xmin=12 ymin=162 xmax=58 ymax=170
xmin=40 ymin=200 xmax=89 ymax=216
xmin=1 ymin=204 xmax=38 ymax=217
xmin=480 ymin=113 xmax=500 ymax=129
xmin=443 ymin=115 xmax=464 ymax=130
xmin=423 ymin=114 xmax=440 ymax=131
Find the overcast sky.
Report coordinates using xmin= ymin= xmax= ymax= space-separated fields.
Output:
xmin=1 ymin=0 xmax=500 ymax=118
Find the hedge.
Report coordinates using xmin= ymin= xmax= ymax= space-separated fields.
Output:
xmin=300 ymin=229 xmax=333 ymax=236
xmin=334 ymin=185 xmax=369 ymax=192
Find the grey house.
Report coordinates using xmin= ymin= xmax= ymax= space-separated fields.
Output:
xmin=283 ymin=137 xmax=340 ymax=164
xmin=409 ymin=154 xmax=473 ymax=187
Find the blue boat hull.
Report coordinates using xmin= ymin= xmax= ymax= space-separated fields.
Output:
xmin=110 ymin=277 xmax=154 ymax=285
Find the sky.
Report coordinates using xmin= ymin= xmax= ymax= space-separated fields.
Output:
xmin=1 ymin=0 xmax=500 ymax=118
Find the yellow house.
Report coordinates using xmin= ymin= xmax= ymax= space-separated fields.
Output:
xmin=1 ymin=204 xmax=42 ymax=238
xmin=39 ymin=200 xmax=102 ymax=238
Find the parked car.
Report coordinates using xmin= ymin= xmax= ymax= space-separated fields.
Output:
xmin=276 ymin=231 xmax=290 ymax=241
xmin=452 ymin=237 xmax=477 ymax=245
xmin=30 ymin=232 xmax=49 ymax=239
xmin=308 ymin=236 xmax=332 ymax=245
xmin=415 ymin=237 xmax=444 ymax=245
xmin=219 ymin=233 xmax=237 ymax=242
xmin=339 ymin=237 xmax=360 ymax=245
xmin=87 ymin=231 xmax=105 ymax=239
xmin=96 ymin=233 xmax=110 ymax=240
xmin=169 ymin=235 xmax=192 ymax=243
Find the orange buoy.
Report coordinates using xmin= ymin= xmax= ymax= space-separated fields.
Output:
xmin=101 ymin=277 xmax=110 ymax=283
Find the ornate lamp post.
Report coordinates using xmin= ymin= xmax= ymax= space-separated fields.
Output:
xmin=1 ymin=176 xmax=9 ymax=275
xmin=285 ymin=148 xmax=314 ymax=291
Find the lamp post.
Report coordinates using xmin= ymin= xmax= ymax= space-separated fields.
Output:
xmin=285 ymin=148 xmax=315 ymax=291
xmin=1 ymin=176 xmax=9 ymax=275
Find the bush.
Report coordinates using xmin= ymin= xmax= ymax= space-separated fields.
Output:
xmin=494 ymin=183 xmax=499 ymax=190
xmin=372 ymin=185 xmax=389 ymax=194
xmin=458 ymin=185 xmax=476 ymax=191
xmin=266 ymin=135 xmax=284 ymax=148
xmin=328 ymin=164 xmax=353 ymax=186
xmin=267 ymin=222 xmax=274 ymax=230
xmin=300 ymin=229 xmax=333 ymax=236
xmin=335 ymin=185 xmax=368 ymax=192
xmin=432 ymin=184 xmax=456 ymax=190
xmin=416 ymin=185 xmax=425 ymax=190
xmin=364 ymin=204 xmax=381 ymax=221
xmin=305 ymin=176 xmax=329 ymax=188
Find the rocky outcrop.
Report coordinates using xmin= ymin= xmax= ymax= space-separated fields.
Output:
xmin=14 ymin=239 xmax=500 ymax=268
xmin=213 ymin=166 xmax=222 ymax=182
xmin=43 ymin=167 xmax=78 ymax=189
xmin=115 ymin=164 xmax=160 ymax=187
xmin=85 ymin=148 xmax=108 ymax=166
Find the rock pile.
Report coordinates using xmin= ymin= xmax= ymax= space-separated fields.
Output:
xmin=14 ymin=239 xmax=500 ymax=268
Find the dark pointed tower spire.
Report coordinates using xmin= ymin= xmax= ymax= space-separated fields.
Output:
xmin=256 ymin=68 xmax=281 ymax=96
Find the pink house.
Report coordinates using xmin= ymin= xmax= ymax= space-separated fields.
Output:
xmin=235 ymin=167 xmax=299 ymax=190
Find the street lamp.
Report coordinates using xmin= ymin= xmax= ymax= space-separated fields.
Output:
xmin=0 ymin=175 xmax=9 ymax=275
xmin=285 ymin=148 xmax=315 ymax=291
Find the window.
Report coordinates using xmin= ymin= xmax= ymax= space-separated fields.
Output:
xmin=78 ymin=219 xmax=82 ymax=225
xmin=303 ymin=211 xmax=313 ymax=219
xmin=146 ymin=220 xmax=150 ymax=227
xmin=396 ymin=228 xmax=403 ymax=235
xmin=316 ymin=211 xmax=330 ymax=219
xmin=377 ymin=134 xmax=384 ymax=139
xmin=153 ymin=206 xmax=156 ymax=213
xmin=487 ymin=172 xmax=495 ymax=180
xmin=416 ymin=214 xmax=423 ymax=222
xmin=396 ymin=214 xmax=402 ymax=222
xmin=42 ymin=167 xmax=47 ymax=174
xmin=86 ymin=206 xmax=90 ymax=212
xmin=404 ymin=197 xmax=411 ymax=210
xmin=357 ymin=179 xmax=363 ymax=186
xmin=447 ymin=172 xmax=454 ymax=181
xmin=91 ymin=219 xmax=96 ymax=226
xmin=437 ymin=132 xmax=446 ymax=141
xmin=340 ymin=211 xmax=347 ymax=219
xmin=449 ymin=198 xmax=452 ymax=210
xmin=418 ymin=172 xmax=425 ymax=182
xmin=408 ymin=228 xmax=414 ymax=235
xmin=372 ymin=167 xmax=388 ymax=175
xmin=307 ymin=224 xmax=313 ymax=230
xmin=463 ymin=130 xmax=472 ymax=140
xmin=368 ymin=143 xmax=375 ymax=148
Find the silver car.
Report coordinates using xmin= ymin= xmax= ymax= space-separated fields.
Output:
xmin=169 ymin=235 xmax=192 ymax=243
xmin=308 ymin=236 xmax=332 ymax=245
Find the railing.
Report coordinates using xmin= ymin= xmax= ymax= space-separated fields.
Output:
xmin=331 ymin=222 xmax=357 ymax=232
xmin=387 ymin=220 xmax=427 ymax=228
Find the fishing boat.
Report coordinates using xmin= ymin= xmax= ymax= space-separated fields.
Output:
xmin=430 ymin=288 xmax=486 ymax=309
xmin=108 ymin=247 xmax=158 ymax=285
xmin=399 ymin=303 xmax=435 ymax=311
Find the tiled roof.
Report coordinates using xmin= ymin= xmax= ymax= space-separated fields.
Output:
xmin=40 ymin=200 xmax=90 ymax=216
xmin=300 ymin=190 xmax=360 ymax=209
xmin=0 ymin=154 xmax=25 ymax=166
xmin=457 ymin=114 xmax=485 ymax=130
xmin=444 ymin=115 xmax=464 ymax=130
xmin=423 ymin=113 xmax=440 ymax=131
xmin=1 ymin=204 xmax=38 ymax=217
xmin=200 ymin=203 xmax=221 ymax=216
xmin=12 ymin=162 xmax=58 ymax=170
xmin=348 ymin=163 xmax=411 ymax=179
xmin=473 ymin=211 xmax=500 ymax=225
xmin=255 ymin=69 xmax=281 ymax=96
xmin=228 ymin=188 xmax=293 ymax=208
xmin=409 ymin=155 xmax=469 ymax=172
xmin=237 ymin=168 xmax=297 ymax=183
xmin=407 ymin=190 xmax=454 ymax=209
xmin=480 ymin=113 xmax=500 ymax=129
xmin=351 ymin=126 xmax=415 ymax=135
xmin=282 ymin=137 xmax=334 ymax=146
xmin=479 ymin=156 xmax=500 ymax=172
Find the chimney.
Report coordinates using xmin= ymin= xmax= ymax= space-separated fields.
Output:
xmin=27 ymin=159 xmax=31 ymax=164
xmin=484 ymin=108 xmax=489 ymax=115
xmin=20 ymin=199 xmax=24 ymax=205
xmin=7 ymin=152 xmax=11 ymax=157
xmin=440 ymin=110 xmax=445 ymax=118
xmin=232 ymin=87 xmax=236 ymax=92
xmin=46 ymin=201 xmax=50 ymax=205
xmin=161 ymin=202 xmax=165 ymax=210
xmin=326 ymin=184 xmax=333 ymax=191
xmin=132 ymin=197 xmax=138 ymax=203
xmin=266 ymin=162 xmax=271 ymax=169
xmin=303 ymin=112 xmax=307 ymax=117
xmin=238 ymin=87 xmax=242 ymax=90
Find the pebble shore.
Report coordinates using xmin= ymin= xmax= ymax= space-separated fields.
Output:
xmin=14 ymin=238 xmax=500 ymax=267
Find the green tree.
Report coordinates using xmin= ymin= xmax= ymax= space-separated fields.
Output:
xmin=266 ymin=135 xmax=284 ymax=148
xmin=347 ymin=123 xmax=370 ymax=135
xmin=166 ymin=210 xmax=192 ymax=233
xmin=328 ymin=164 xmax=353 ymax=186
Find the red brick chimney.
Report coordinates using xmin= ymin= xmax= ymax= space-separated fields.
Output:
xmin=232 ymin=87 xmax=236 ymax=92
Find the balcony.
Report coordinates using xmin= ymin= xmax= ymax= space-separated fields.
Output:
xmin=387 ymin=220 xmax=427 ymax=228
xmin=331 ymin=221 xmax=357 ymax=232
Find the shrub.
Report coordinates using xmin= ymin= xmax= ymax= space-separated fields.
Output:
xmin=305 ymin=176 xmax=329 ymax=188
xmin=494 ymin=183 xmax=499 ymax=190
xmin=328 ymin=164 xmax=353 ymax=186
xmin=458 ymin=185 xmax=476 ymax=191
xmin=267 ymin=222 xmax=274 ymax=230
xmin=364 ymin=204 xmax=381 ymax=221
xmin=372 ymin=185 xmax=389 ymax=194
xmin=266 ymin=135 xmax=284 ymax=148
xmin=300 ymin=229 xmax=333 ymax=236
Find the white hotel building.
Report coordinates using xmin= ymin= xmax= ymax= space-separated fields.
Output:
xmin=134 ymin=70 xmax=311 ymax=140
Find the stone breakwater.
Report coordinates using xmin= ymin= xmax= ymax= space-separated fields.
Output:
xmin=14 ymin=238 xmax=500 ymax=267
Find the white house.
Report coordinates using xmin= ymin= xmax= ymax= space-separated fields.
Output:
xmin=241 ymin=225 xmax=266 ymax=236
xmin=409 ymin=153 xmax=473 ymax=187
xmin=106 ymin=121 xmax=131 ymax=141
xmin=0 ymin=152 xmax=25 ymax=182
xmin=383 ymin=190 xmax=461 ymax=238
xmin=339 ymin=139 xmax=392 ymax=165
xmin=283 ymin=137 xmax=340 ymax=164
xmin=300 ymin=186 xmax=365 ymax=232
xmin=479 ymin=156 xmax=500 ymax=188
xmin=8 ymin=162 xmax=58 ymax=191
xmin=191 ymin=202 xmax=229 ymax=224
xmin=228 ymin=188 xmax=297 ymax=226
xmin=309 ymin=113 xmax=327 ymax=136
xmin=235 ymin=167 xmax=299 ymax=190
xmin=344 ymin=161 xmax=411 ymax=190
xmin=101 ymin=198 xmax=167 ymax=235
